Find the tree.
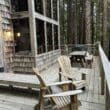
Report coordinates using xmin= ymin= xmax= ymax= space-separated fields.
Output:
xmin=85 ymin=0 xmax=91 ymax=44
xmin=67 ymin=0 xmax=77 ymax=44
xmin=60 ymin=0 xmax=68 ymax=45
xmin=103 ymin=0 xmax=109 ymax=56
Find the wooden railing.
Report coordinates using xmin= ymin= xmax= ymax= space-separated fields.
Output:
xmin=60 ymin=44 xmax=96 ymax=55
xmin=60 ymin=43 xmax=110 ymax=110
xmin=98 ymin=44 xmax=110 ymax=110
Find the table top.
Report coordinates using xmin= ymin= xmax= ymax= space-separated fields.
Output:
xmin=69 ymin=51 xmax=87 ymax=56
xmin=0 ymin=72 xmax=58 ymax=89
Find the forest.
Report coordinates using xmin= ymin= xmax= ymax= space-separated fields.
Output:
xmin=59 ymin=0 xmax=110 ymax=58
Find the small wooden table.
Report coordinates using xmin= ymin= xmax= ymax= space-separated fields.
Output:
xmin=69 ymin=51 xmax=87 ymax=67
xmin=0 ymin=72 xmax=58 ymax=90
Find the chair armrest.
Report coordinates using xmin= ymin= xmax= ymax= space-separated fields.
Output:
xmin=71 ymin=68 xmax=89 ymax=75
xmin=46 ymin=80 xmax=72 ymax=87
xmin=59 ymin=72 xmax=73 ymax=79
xmin=43 ymin=90 xmax=83 ymax=98
xmin=72 ymin=80 xmax=86 ymax=84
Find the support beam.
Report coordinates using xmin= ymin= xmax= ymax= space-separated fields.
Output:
xmin=57 ymin=0 xmax=60 ymax=49
xmin=34 ymin=13 xmax=59 ymax=25
xmin=51 ymin=0 xmax=54 ymax=50
xmin=43 ymin=0 xmax=48 ymax=52
xmin=85 ymin=0 xmax=91 ymax=44
xmin=28 ymin=0 xmax=37 ymax=55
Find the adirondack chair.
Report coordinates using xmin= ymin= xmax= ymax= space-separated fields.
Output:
xmin=58 ymin=55 xmax=87 ymax=89
xmin=33 ymin=68 xmax=83 ymax=110
xmin=85 ymin=52 xmax=93 ymax=68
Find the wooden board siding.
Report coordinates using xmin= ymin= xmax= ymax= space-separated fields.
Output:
xmin=36 ymin=49 xmax=61 ymax=70
xmin=11 ymin=49 xmax=61 ymax=73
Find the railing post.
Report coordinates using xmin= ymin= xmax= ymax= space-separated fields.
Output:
xmin=100 ymin=63 xmax=105 ymax=95
xmin=98 ymin=42 xmax=105 ymax=95
xmin=99 ymin=55 xmax=105 ymax=95
xmin=105 ymin=83 xmax=110 ymax=110
xmin=95 ymin=41 xmax=100 ymax=55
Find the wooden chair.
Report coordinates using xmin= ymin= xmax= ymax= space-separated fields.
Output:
xmin=85 ymin=52 xmax=93 ymax=68
xmin=33 ymin=68 xmax=83 ymax=110
xmin=58 ymin=55 xmax=87 ymax=89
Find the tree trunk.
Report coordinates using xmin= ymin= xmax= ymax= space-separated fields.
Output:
xmin=85 ymin=0 xmax=91 ymax=44
xmin=102 ymin=0 xmax=109 ymax=56
xmin=67 ymin=0 xmax=77 ymax=44
xmin=60 ymin=0 xmax=65 ymax=45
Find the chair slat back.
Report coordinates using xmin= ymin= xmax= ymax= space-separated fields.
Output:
xmin=58 ymin=56 xmax=72 ymax=76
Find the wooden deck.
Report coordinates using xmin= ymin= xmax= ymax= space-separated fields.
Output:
xmin=0 ymin=56 xmax=105 ymax=110
xmin=78 ymin=56 xmax=105 ymax=110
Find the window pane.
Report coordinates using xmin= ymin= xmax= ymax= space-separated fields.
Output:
xmin=13 ymin=18 xmax=31 ymax=53
xmin=36 ymin=19 xmax=45 ymax=54
xmin=34 ymin=0 xmax=43 ymax=14
xmin=11 ymin=0 xmax=28 ymax=12
xmin=54 ymin=25 xmax=58 ymax=49
xmin=53 ymin=0 xmax=58 ymax=20
xmin=47 ymin=22 xmax=53 ymax=51
xmin=45 ymin=0 xmax=52 ymax=18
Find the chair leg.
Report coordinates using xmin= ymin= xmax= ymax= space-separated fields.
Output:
xmin=59 ymin=68 xmax=62 ymax=81
xmin=70 ymin=95 xmax=78 ymax=110
xmin=39 ymin=88 xmax=46 ymax=110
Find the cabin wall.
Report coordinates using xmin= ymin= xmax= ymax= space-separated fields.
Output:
xmin=36 ymin=49 xmax=61 ymax=71
xmin=0 ymin=0 xmax=13 ymax=72
xmin=10 ymin=0 xmax=60 ymax=73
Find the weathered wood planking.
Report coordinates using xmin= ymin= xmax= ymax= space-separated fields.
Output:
xmin=0 ymin=64 xmax=59 ymax=89
xmin=0 ymin=89 xmax=38 ymax=110
xmin=78 ymin=56 xmax=105 ymax=110
xmin=0 ymin=105 xmax=20 ymax=110
xmin=99 ymin=45 xmax=110 ymax=110
xmin=0 ymin=73 xmax=58 ymax=89
xmin=0 ymin=39 xmax=4 ymax=68
xmin=0 ymin=55 xmax=106 ymax=110
xmin=99 ymin=45 xmax=110 ymax=94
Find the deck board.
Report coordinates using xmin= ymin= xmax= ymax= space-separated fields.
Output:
xmin=79 ymin=56 xmax=105 ymax=110
xmin=0 ymin=56 xmax=105 ymax=110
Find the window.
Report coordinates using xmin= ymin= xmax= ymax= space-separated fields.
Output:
xmin=11 ymin=0 xmax=28 ymax=12
xmin=53 ymin=0 xmax=58 ymax=20
xmin=13 ymin=18 xmax=31 ymax=53
xmin=34 ymin=0 xmax=43 ymax=14
xmin=54 ymin=25 xmax=59 ymax=49
xmin=36 ymin=19 xmax=45 ymax=54
xmin=47 ymin=22 xmax=53 ymax=51
xmin=45 ymin=0 xmax=52 ymax=18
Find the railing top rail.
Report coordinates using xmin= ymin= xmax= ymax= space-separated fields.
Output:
xmin=99 ymin=44 xmax=110 ymax=94
xmin=60 ymin=43 xmax=96 ymax=47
